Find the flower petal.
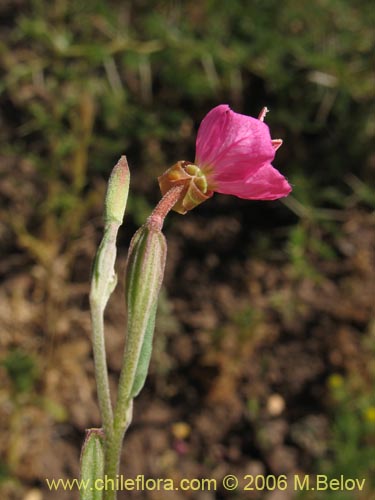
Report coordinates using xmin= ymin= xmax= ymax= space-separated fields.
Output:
xmin=214 ymin=163 xmax=292 ymax=200
xmin=195 ymin=104 xmax=276 ymax=180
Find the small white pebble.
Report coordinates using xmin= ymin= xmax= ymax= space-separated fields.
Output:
xmin=267 ymin=394 xmax=286 ymax=416
xmin=24 ymin=489 xmax=43 ymax=500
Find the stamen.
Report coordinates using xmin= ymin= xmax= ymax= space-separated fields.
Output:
xmin=258 ymin=107 xmax=269 ymax=122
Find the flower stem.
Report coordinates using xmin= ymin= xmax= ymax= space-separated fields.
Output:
xmin=103 ymin=402 xmax=133 ymax=500
xmin=90 ymin=223 xmax=121 ymax=441
xmin=103 ymin=187 xmax=182 ymax=499
xmin=90 ymin=299 xmax=114 ymax=439
xmin=147 ymin=184 xmax=185 ymax=230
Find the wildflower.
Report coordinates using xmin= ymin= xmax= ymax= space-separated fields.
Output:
xmin=158 ymin=104 xmax=291 ymax=213
xmin=364 ymin=407 xmax=375 ymax=423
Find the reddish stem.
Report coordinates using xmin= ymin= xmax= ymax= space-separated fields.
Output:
xmin=147 ymin=185 xmax=185 ymax=230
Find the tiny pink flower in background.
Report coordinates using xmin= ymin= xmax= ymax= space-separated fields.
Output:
xmin=158 ymin=104 xmax=292 ymax=214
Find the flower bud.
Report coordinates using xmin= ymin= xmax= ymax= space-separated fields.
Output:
xmin=122 ymin=222 xmax=167 ymax=399
xmin=80 ymin=428 xmax=105 ymax=500
xmin=158 ymin=161 xmax=213 ymax=214
xmin=104 ymin=156 xmax=130 ymax=224
xmin=91 ymin=157 xmax=130 ymax=311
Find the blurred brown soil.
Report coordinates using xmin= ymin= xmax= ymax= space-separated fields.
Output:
xmin=0 ymin=160 xmax=374 ymax=499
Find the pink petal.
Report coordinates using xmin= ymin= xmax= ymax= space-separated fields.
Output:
xmin=195 ymin=105 xmax=275 ymax=180
xmin=214 ymin=163 xmax=292 ymax=200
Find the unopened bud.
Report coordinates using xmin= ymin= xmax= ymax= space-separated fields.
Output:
xmin=80 ymin=428 xmax=104 ymax=500
xmin=104 ymin=156 xmax=130 ymax=224
xmin=122 ymin=222 xmax=167 ymax=399
xmin=91 ymin=157 xmax=130 ymax=310
xmin=158 ymin=161 xmax=213 ymax=214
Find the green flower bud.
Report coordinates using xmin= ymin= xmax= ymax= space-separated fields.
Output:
xmin=91 ymin=157 xmax=131 ymax=311
xmin=80 ymin=428 xmax=105 ymax=500
xmin=121 ymin=222 xmax=167 ymax=399
xmin=104 ymin=156 xmax=130 ymax=224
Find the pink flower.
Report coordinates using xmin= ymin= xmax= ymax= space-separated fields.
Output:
xmin=195 ymin=104 xmax=291 ymax=200
xmin=158 ymin=104 xmax=291 ymax=214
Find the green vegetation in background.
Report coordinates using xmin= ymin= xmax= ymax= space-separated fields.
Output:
xmin=1 ymin=0 xmax=373 ymax=189
xmin=1 ymin=349 xmax=39 ymax=394
xmin=298 ymin=371 xmax=375 ymax=500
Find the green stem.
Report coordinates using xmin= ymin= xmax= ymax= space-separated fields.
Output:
xmin=103 ymin=402 xmax=133 ymax=500
xmin=103 ymin=333 xmax=138 ymax=499
xmin=102 ymin=187 xmax=184 ymax=499
xmin=90 ymin=300 xmax=114 ymax=440
xmin=90 ymin=223 xmax=121 ymax=441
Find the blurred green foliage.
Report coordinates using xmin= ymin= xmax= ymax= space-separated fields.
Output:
xmin=299 ymin=371 xmax=375 ymax=500
xmin=1 ymin=349 xmax=39 ymax=393
xmin=1 ymin=0 xmax=373 ymax=196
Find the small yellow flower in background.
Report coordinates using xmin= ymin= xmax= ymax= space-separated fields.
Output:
xmin=328 ymin=374 xmax=344 ymax=389
xmin=364 ymin=407 xmax=375 ymax=423
xmin=172 ymin=421 xmax=191 ymax=440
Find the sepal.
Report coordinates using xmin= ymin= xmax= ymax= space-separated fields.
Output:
xmin=158 ymin=161 xmax=213 ymax=214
